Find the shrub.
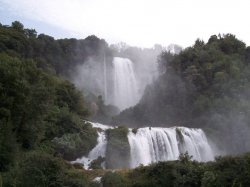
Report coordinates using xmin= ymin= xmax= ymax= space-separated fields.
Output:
xmin=102 ymin=171 xmax=127 ymax=187
xmin=17 ymin=152 xmax=66 ymax=187
xmin=53 ymin=122 xmax=98 ymax=160
xmin=90 ymin=156 xmax=105 ymax=169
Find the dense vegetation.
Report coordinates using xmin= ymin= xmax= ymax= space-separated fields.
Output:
xmin=102 ymin=152 xmax=250 ymax=187
xmin=0 ymin=21 xmax=112 ymax=76
xmin=114 ymin=34 xmax=250 ymax=154
xmin=0 ymin=20 xmax=117 ymax=123
xmin=0 ymin=21 xmax=102 ymax=186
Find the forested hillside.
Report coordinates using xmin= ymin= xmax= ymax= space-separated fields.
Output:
xmin=0 ymin=21 xmax=113 ymax=76
xmin=0 ymin=21 xmax=104 ymax=186
xmin=114 ymin=34 xmax=250 ymax=154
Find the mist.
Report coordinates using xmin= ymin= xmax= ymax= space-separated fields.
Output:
xmin=71 ymin=42 xmax=181 ymax=113
xmin=73 ymin=57 xmax=107 ymax=97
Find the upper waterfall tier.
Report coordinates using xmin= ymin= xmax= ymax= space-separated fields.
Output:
xmin=110 ymin=57 xmax=140 ymax=110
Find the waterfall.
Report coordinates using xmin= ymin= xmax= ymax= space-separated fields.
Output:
xmin=103 ymin=52 xmax=108 ymax=102
xmin=110 ymin=57 xmax=140 ymax=110
xmin=72 ymin=122 xmax=214 ymax=169
xmin=71 ymin=123 xmax=111 ymax=169
xmin=128 ymin=127 xmax=214 ymax=168
xmin=72 ymin=131 xmax=107 ymax=169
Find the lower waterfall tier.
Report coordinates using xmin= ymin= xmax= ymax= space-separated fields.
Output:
xmin=72 ymin=122 xmax=214 ymax=169
xmin=128 ymin=127 xmax=214 ymax=168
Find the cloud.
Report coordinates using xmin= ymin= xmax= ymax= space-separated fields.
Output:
xmin=1 ymin=0 xmax=250 ymax=47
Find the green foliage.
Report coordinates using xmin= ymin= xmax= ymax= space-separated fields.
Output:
xmin=52 ymin=122 xmax=98 ymax=160
xmin=201 ymin=171 xmax=216 ymax=187
xmin=62 ymin=168 xmax=89 ymax=187
xmin=45 ymin=107 xmax=87 ymax=139
xmin=89 ymin=156 xmax=105 ymax=169
xmin=0 ymin=53 xmax=90 ymax=150
xmin=11 ymin=21 xmax=24 ymax=33
xmin=0 ymin=22 xmax=101 ymax=185
xmin=209 ymin=155 xmax=250 ymax=186
xmin=102 ymin=171 xmax=127 ymax=187
xmin=110 ymin=153 xmax=250 ymax=187
xmin=178 ymin=152 xmax=193 ymax=164
xmin=2 ymin=151 xmax=90 ymax=187
xmin=55 ymin=81 xmax=89 ymax=117
xmin=0 ymin=21 xmax=112 ymax=76
xmin=17 ymin=152 xmax=65 ymax=187
xmin=0 ymin=120 xmax=17 ymax=172
xmin=0 ymin=174 xmax=2 ymax=187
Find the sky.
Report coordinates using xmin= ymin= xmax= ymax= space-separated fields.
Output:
xmin=0 ymin=0 xmax=249 ymax=48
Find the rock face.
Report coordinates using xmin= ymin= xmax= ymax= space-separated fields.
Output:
xmin=106 ymin=126 xmax=130 ymax=169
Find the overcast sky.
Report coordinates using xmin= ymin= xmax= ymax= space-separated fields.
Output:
xmin=0 ymin=0 xmax=249 ymax=48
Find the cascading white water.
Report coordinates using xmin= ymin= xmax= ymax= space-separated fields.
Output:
xmin=72 ymin=123 xmax=111 ymax=169
xmin=72 ymin=131 xmax=107 ymax=169
xmin=128 ymin=128 xmax=179 ymax=167
xmin=128 ymin=127 xmax=214 ymax=168
xmin=73 ymin=122 xmax=214 ymax=169
xmin=110 ymin=57 xmax=140 ymax=110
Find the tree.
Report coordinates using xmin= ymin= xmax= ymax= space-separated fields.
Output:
xmin=11 ymin=21 xmax=24 ymax=33
xmin=194 ymin=39 xmax=205 ymax=48
xmin=24 ymin=28 xmax=37 ymax=38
